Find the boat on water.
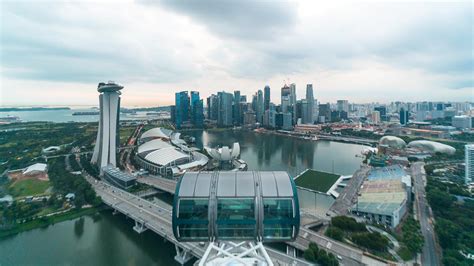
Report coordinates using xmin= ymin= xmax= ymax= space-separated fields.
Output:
xmin=72 ymin=111 xmax=99 ymax=116
xmin=0 ymin=115 xmax=21 ymax=123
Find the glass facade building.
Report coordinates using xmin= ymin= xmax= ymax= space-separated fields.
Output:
xmin=172 ymin=171 xmax=300 ymax=242
xmin=175 ymin=91 xmax=190 ymax=129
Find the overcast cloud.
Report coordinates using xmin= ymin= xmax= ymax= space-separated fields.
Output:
xmin=0 ymin=0 xmax=472 ymax=106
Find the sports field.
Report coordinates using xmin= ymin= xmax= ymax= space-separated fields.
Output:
xmin=295 ymin=169 xmax=340 ymax=193
xmin=8 ymin=179 xmax=51 ymax=198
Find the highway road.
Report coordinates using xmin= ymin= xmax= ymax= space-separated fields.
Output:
xmin=86 ymin=175 xmax=311 ymax=265
xmin=137 ymin=175 xmax=177 ymax=194
xmin=411 ymin=162 xmax=440 ymax=266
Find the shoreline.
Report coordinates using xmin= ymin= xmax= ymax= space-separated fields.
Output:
xmin=0 ymin=206 xmax=104 ymax=239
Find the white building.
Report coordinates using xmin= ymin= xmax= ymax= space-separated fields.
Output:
xmin=91 ymin=81 xmax=123 ymax=171
xmin=23 ymin=163 xmax=48 ymax=175
xmin=466 ymin=144 xmax=474 ymax=184
xmin=452 ymin=115 xmax=472 ymax=129
xmin=371 ymin=111 xmax=381 ymax=124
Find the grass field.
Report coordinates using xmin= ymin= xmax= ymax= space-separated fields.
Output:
xmin=295 ymin=169 xmax=340 ymax=193
xmin=8 ymin=179 xmax=51 ymax=198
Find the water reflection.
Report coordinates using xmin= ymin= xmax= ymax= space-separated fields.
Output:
xmin=74 ymin=217 xmax=84 ymax=238
xmin=183 ymin=129 xmax=367 ymax=176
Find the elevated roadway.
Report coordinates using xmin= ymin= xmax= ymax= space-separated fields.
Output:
xmin=87 ymin=176 xmax=311 ymax=265
xmin=137 ymin=174 xmax=389 ymax=265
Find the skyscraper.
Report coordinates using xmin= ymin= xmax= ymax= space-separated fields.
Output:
xmin=305 ymin=84 xmax=315 ymax=124
xmin=190 ymin=91 xmax=203 ymax=127
xmin=318 ymin=103 xmax=331 ymax=123
xmin=217 ymin=91 xmax=233 ymax=127
xmin=371 ymin=111 xmax=381 ymax=124
xmin=175 ymin=91 xmax=190 ymax=129
xmin=281 ymin=84 xmax=291 ymax=108
xmin=91 ymin=81 xmax=123 ymax=171
xmin=256 ymin=90 xmax=264 ymax=123
xmin=207 ymin=94 xmax=218 ymax=120
xmin=264 ymin=85 xmax=270 ymax=111
xmin=374 ymin=106 xmax=387 ymax=122
xmin=233 ymin=91 xmax=241 ymax=125
xmin=289 ymin=83 xmax=297 ymax=107
xmin=466 ymin=144 xmax=474 ymax=184
xmin=400 ymin=108 xmax=409 ymax=125
xmin=337 ymin=100 xmax=349 ymax=113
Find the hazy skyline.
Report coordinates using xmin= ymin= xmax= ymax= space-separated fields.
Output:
xmin=1 ymin=0 xmax=472 ymax=107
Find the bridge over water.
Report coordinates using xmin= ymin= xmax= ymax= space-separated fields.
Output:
xmin=136 ymin=175 xmax=387 ymax=266
xmin=86 ymin=176 xmax=312 ymax=265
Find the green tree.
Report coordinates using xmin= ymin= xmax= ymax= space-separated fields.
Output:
xmin=325 ymin=226 xmax=344 ymax=241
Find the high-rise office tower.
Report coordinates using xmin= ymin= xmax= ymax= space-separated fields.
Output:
xmin=289 ymin=83 xmax=297 ymax=106
xmin=207 ymin=94 xmax=218 ymax=121
xmin=371 ymin=111 xmax=381 ymax=124
xmin=256 ymin=90 xmax=264 ymax=123
xmin=91 ymin=81 xmax=123 ymax=171
xmin=400 ymin=108 xmax=409 ymax=125
xmin=234 ymin=91 xmax=241 ymax=125
xmin=281 ymin=96 xmax=290 ymax=113
xmin=217 ymin=91 xmax=233 ymax=127
xmin=190 ymin=91 xmax=203 ymax=127
xmin=318 ymin=103 xmax=331 ymax=123
xmin=374 ymin=106 xmax=387 ymax=122
xmin=175 ymin=91 xmax=190 ymax=129
xmin=466 ymin=144 xmax=474 ymax=184
xmin=337 ymin=100 xmax=349 ymax=113
xmin=192 ymin=100 xmax=204 ymax=127
xmin=264 ymin=85 xmax=271 ymax=111
xmin=305 ymin=84 xmax=315 ymax=124
xmin=281 ymin=84 xmax=291 ymax=108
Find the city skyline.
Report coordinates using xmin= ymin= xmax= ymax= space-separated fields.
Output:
xmin=1 ymin=1 xmax=472 ymax=106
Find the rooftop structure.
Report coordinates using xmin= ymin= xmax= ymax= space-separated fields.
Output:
xmin=140 ymin=127 xmax=173 ymax=142
xmin=23 ymin=163 xmax=47 ymax=175
xmin=102 ymin=165 xmax=136 ymax=189
xmin=294 ymin=169 xmax=340 ymax=194
xmin=352 ymin=165 xmax=410 ymax=227
xmin=379 ymin=136 xmax=406 ymax=149
xmin=135 ymin=127 xmax=208 ymax=177
xmin=42 ymin=146 xmax=61 ymax=154
xmin=144 ymin=147 xmax=190 ymax=166
xmin=172 ymin=171 xmax=300 ymax=242
xmin=137 ymin=139 xmax=173 ymax=155
xmin=407 ymin=140 xmax=456 ymax=155
xmin=97 ymin=81 xmax=123 ymax=93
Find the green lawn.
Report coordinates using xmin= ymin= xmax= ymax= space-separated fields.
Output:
xmin=295 ymin=169 xmax=340 ymax=193
xmin=8 ymin=179 xmax=51 ymax=198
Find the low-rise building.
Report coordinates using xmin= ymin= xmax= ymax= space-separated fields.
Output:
xmin=102 ymin=166 xmax=136 ymax=189
xmin=351 ymin=165 xmax=411 ymax=228
xmin=452 ymin=115 xmax=472 ymax=129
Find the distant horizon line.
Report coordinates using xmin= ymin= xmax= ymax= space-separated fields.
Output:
xmin=1 ymin=100 xmax=472 ymax=109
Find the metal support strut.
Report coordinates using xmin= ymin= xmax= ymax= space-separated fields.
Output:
xmin=198 ymin=241 xmax=273 ymax=266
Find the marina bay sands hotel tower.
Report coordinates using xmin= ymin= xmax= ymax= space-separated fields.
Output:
xmin=91 ymin=81 xmax=123 ymax=171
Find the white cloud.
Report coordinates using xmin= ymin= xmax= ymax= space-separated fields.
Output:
xmin=0 ymin=0 xmax=472 ymax=106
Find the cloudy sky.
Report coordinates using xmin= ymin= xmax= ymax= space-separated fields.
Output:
xmin=0 ymin=0 xmax=472 ymax=107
